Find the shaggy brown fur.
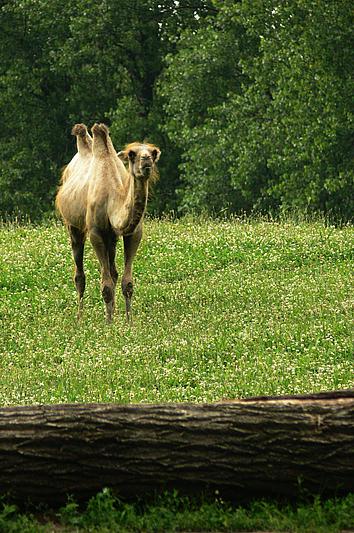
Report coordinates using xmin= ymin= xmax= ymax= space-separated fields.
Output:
xmin=56 ymin=123 xmax=161 ymax=322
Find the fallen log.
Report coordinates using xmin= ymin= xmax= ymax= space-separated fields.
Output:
xmin=0 ymin=390 xmax=353 ymax=505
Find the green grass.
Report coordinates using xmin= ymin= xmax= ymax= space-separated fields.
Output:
xmin=1 ymin=489 xmax=353 ymax=532
xmin=0 ymin=217 xmax=353 ymax=406
xmin=0 ymin=217 xmax=353 ymax=531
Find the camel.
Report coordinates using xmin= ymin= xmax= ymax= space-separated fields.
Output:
xmin=56 ymin=123 xmax=161 ymax=323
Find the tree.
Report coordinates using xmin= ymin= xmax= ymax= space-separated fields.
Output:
xmin=1 ymin=391 xmax=353 ymax=504
xmin=158 ymin=6 xmax=252 ymax=214
xmin=158 ymin=0 xmax=354 ymax=217
xmin=0 ymin=0 xmax=214 ymax=218
xmin=233 ymin=0 xmax=354 ymax=217
xmin=1 ymin=0 xmax=352 ymax=218
xmin=0 ymin=0 xmax=71 ymax=218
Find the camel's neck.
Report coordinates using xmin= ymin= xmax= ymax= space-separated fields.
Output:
xmin=124 ymin=177 xmax=149 ymax=235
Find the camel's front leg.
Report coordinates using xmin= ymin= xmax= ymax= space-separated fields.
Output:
xmin=122 ymin=227 xmax=142 ymax=325
xmin=106 ymin=229 xmax=118 ymax=288
xmin=89 ymin=226 xmax=115 ymax=323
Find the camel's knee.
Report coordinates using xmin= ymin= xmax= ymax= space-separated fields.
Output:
xmin=74 ymin=271 xmax=86 ymax=298
xmin=122 ymin=279 xmax=133 ymax=299
xmin=101 ymin=282 xmax=115 ymax=323
xmin=102 ymin=283 xmax=114 ymax=304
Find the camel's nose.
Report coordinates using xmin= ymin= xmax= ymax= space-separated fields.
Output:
xmin=141 ymin=157 xmax=153 ymax=172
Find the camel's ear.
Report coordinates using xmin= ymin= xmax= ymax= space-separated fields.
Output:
xmin=118 ymin=149 xmax=137 ymax=162
xmin=151 ymin=148 xmax=161 ymax=163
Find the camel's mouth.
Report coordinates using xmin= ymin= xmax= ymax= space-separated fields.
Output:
xmin=141 ymin=165 xmax=152 ymax=178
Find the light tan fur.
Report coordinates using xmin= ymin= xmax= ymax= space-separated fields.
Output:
xmin=55 ymin=124 xmax=94 ymax=229
xmin=56 ymin=123 xmax=161 ymax=322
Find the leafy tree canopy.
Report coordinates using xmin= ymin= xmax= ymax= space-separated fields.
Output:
xmin=0 ymin=0 xmax=352 ymax=219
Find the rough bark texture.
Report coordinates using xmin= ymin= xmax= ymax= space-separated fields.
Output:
xmin=0 ymin=390 xmax=353 ymax=505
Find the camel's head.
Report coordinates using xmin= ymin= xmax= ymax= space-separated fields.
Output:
xmin=118 ymin=142 xmax=161 ymax=182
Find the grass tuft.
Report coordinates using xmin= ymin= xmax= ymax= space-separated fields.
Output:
xmin=1 ymin=490 xmax=353 ymax=532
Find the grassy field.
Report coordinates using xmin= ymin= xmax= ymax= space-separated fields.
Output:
xmin=0 ymin=217 xmax=353 ymax=406
xmin=0 ymin=217 xmax=353 ymax=531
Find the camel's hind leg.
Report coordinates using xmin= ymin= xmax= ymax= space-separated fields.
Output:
xmin=69 ymin=225 xmax=86 ymax=319
xmin=122 ymin=227 xmax=142 ymax=325
xmin=89 ymin=226 xmax=115 ymax=323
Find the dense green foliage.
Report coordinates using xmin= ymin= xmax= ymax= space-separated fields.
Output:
xmin=160 ymin=0 xmax=354 ymax=216
xmin=1 ymin=489 xmax=353 ymax=532
xmin=0 ymin=218 xmax=352 ymax=405
xmin=0 ymin=0 xmax=352 ymax=219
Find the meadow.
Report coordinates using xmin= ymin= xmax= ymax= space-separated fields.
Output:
xmin=0 ymin=217 xmax=353 ymax=531
xmin=0 ymin=217 xmax=352 ymax=407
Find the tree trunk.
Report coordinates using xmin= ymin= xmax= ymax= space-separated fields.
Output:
xmin=0 ymin=390 xmax=353 ymax=505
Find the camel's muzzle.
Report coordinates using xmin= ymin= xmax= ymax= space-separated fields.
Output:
xmin=141 ymin=164 xmax=152 ymax=178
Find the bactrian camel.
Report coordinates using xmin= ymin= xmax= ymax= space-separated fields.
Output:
xmin=56 ymin=123 xmax=161 ymax=323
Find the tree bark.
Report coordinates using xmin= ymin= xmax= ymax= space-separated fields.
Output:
xmin=0 ymin=390 xmax=353 ymax=505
